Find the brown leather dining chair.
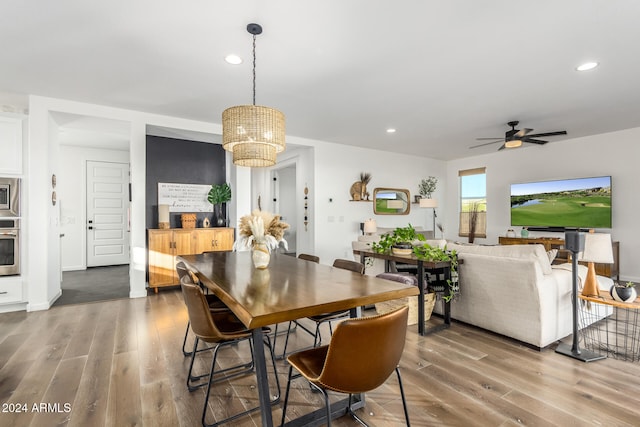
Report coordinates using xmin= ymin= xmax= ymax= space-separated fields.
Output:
xmin=280 ymin=258 xmax=365 ymax=358
xmin=176 ymin=261 xmax=230 ymax=357
xmin=297 ymin=253 xmax=320 ymax=263
xmin=181 ymin=274 xmax=281 ymax=427
xmin=331 ymin=258 xmax=365 ymax=274
xmin=280 ymin=305 xmax=411 ymax=426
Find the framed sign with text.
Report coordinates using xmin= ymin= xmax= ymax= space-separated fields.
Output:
xmin=158 ymin=182 xmax=213 ymax=212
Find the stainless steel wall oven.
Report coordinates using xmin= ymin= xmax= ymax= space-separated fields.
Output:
xmin=0 ymin=218 xmax=19 ymax=276
xmin=0 ymin=177 xmax=20 ymax=276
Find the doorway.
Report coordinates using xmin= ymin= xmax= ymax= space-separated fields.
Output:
xmin=55 ymin=113 xmax=132 ymax=304
xmin=272 ymin=165 xmax=297 ymax=254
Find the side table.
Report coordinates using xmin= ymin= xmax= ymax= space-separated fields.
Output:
xmin=579 ymin=289 xmax=640 ymax=362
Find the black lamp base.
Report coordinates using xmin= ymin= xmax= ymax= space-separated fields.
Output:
xmin=555 ymin=343 xmax=606 ymax=362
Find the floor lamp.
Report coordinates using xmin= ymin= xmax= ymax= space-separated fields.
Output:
xmin=419 ymin=198 xmax=437 ymax=236
xmin=555 ymin=230 xmax=605 ymax=362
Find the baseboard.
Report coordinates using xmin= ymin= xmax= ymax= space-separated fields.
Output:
xmin=130 ymin=288 xmax=147 ymax=298
xmin=0 ymin=302 xmax=27 ymax=313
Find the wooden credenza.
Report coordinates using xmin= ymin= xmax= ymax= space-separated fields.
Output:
xmin=148 ymin=228 xmax=234 ymax=291
xmin=498 ymin=236 xmax=620 ymax=280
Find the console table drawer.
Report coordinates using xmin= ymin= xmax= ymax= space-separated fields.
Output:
xmin=0 ymin=281 xmax=24 ymax=304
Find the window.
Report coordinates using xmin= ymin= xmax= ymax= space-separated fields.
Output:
xmin=458 ymin=167 xmax=486 ymax=239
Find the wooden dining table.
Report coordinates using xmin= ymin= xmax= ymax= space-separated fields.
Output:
xmin=178 ymin=251 xmax=419 ymax=427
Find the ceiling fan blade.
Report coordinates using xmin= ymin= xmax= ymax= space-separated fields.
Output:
xmin=526 ymin=131 xmax=567 ymax=138
xmin=514 ymin=128 xmax=533 ymax=138
xmin=470 ymin=140 xmax=502 ymax=149
xmin=475 ymin=137 xmax=503 ymax=141
xmin=523 ymin=138 xmax=548 ymax=145
xmin=498 ymin=144 xmax=506 ymax=151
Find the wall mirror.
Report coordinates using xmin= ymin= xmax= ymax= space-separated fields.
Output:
xmin=372 ymin=188 xmax=411 ymax=215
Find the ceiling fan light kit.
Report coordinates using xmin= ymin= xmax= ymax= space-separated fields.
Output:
xmin=471 ymin=120 xmax=567 ymax=151
xmin=504 ymin=139 xmax=522 ymax=148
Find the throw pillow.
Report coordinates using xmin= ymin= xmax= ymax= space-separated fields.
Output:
xmin=547 ymin=249 xmax=558 ymax=264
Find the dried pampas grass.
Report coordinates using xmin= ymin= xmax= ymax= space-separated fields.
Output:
xmin=235 ymin=210 xmax=289 ymax=251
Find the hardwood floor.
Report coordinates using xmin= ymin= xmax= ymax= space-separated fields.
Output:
xmin=53 ymin=265 xmax=130 ymax=307
xmin=1 ymin=289 xmax=640 ymax=426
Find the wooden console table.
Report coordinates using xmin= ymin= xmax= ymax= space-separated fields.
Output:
xmin=353 ymin=248 xmax=456 ymax=336
xmin=498 ymin=236 xmax=620 ymax=280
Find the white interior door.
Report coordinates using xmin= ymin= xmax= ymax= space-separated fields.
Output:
xmin=86 ymin=160 xmax=130 ymax=267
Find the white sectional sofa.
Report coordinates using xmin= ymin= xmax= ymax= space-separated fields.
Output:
xmin=353 ymin=231 xmax=613 ymax=349
xmin=443 ymin=242 xmax=613 ymax=349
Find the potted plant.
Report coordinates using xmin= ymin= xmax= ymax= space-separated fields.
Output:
xmin=371 ymin=224 xmax=425 ymax=255
xmin=413 ymin=243 xmax=459 ymax=302
xmin=610 ymin=281 xmax=637 ymax=303
xmin=207 ymin=182 xmax=232 ymax=227
xmin=418 ymin=176 xmax=438 ymax=199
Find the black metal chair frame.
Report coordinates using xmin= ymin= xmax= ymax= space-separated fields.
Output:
xmin=181 ymin=276 xmax=281 ymax=427
xmin=177 ymin=261 xmax=229 ymax=357
xmin=276 ymin=259 xmax=364 ymax=360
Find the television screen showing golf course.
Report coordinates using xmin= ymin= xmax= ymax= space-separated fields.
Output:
xmin=511 ymin=176 xmax=612 ymax=228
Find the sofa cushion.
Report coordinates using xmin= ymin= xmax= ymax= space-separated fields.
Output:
xmin=376 ymin=272 xmax=419 ymax=286
xmin=447 ymin=242 xmax=553 ymax=275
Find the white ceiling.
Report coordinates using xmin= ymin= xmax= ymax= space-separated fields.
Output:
xmin=2 ymin=1 xmax=639 ymax=160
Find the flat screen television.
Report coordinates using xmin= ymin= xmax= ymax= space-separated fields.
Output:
xmin=510 ymin=176 xmax=612 ymax=230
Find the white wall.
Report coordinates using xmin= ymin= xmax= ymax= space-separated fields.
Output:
xmin=28 ymin=94 xmax=637 ymax=311
xmin=59 ymin=145 xmax=129 ymax=270
xmin=310 ymin=140 xmax=446 ymax=265
xmin=445 ymin=127 xmax=640 ymax=282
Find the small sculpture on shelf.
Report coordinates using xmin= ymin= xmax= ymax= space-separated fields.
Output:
xmin=350 ymin=172 xmax=372 ymax=201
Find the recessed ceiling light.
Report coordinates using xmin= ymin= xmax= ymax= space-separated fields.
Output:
xmin=576 ymin=62 xmax=599 ymax=71
xmin=386 ymin=128 xmax=396 ymax=133
xmin=225 ymin=54 xmax=242 ymax=65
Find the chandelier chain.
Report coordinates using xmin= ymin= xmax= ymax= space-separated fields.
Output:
xmin=252 ymin=34 xmax=257 ymax=106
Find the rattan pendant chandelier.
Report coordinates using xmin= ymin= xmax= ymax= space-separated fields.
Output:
xmin=222 ymin=23 xmax=285 ymax=167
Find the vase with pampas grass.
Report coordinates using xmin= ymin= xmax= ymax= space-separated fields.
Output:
xmin=234 ymin=210 xmax=289 ymax=269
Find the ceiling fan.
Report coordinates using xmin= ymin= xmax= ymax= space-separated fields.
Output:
xmin=470 ymin=121 xmax=567 ymax=150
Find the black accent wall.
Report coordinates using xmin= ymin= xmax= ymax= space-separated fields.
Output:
xmin=145 ymin=136 xmax=226 ymax=229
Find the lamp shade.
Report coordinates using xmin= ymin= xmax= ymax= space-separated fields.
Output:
xmin=222 ymin=105 xmax=286 ymax=167
xmin=363 ymin=218 xmax=377 ymax=234
xmin=579 ymin=233 xmax=613 ymax=263
xmin=419 ymin=198 xmax=438 ymax=208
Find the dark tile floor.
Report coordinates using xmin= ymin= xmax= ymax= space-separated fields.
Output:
xmin=53 ymin=264 xmax=130 ymax=306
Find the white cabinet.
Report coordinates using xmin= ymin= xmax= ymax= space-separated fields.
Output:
xmin=0 ymin=277 xmax=24 ymax=305
xmin=0 ymin=114 xmax=25 ymax=175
